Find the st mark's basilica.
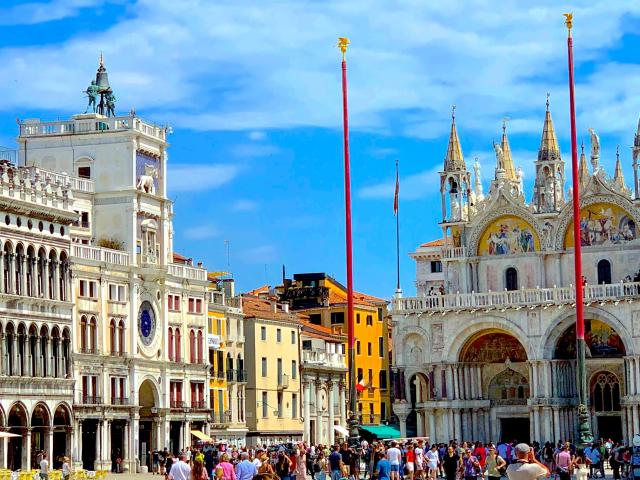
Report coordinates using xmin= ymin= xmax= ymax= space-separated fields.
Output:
xmin=391 ymin=99 xmax=640 ymax=445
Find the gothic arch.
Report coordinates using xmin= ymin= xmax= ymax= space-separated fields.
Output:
xmin=459 ymin=330 xmax=527 ymax=363
xmin=554 ymin=190 xmax=640 ymax=250
xmin=467 ymin=194 xmax=543 ymax=256
xmin=446 ymin=316 xmax=532 ymax=363
xmin=137 ymin=376 xmax=161 ymax=408
xmin=540 ymin=306 xmax=633 ymax=359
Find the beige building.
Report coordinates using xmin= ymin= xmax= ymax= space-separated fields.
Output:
xmin=242 ymin=295 xmax=303 ymax=446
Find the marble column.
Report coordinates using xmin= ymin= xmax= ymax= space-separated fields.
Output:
xmin=303 ymin=381 xmax=311 ymax=442
xmin=77 ymin=420 xmax=83 ymax=467
xmin=446 ymin=366 xmax=454 ymax=400
xmin=398 ymin=414 xmax=408 ymax=438
xmin=416 ymin=409 xmax=424 ymax=437
xmin=47 ymin=428 xmax=54 ymax=468
xmin=96 ymin=420 xmax=102 ymax=469
xmin=328 ymin=381 xmax=335 ymax=445
xmin=429 ymin=409 xmax=436 ymax=442
xmin=553 ymin=408 xmax=560 ymax=443
xmin=339 ymin=383 xmax=347 ymax=427
xmin=633 ymin=404 xmax=639 ymax=435
xmin=1 ymin=432 xmax=7 ymax=469
xmin=454 ymin=409 xmax=462 ymax=441
xmin=123 ymin=421 xmax=130 ymax=470
xmin=315 ymin=379 xmax=323 ymax=443
xmin=483 ymin=408 xmax=490 ymax=444
xmin=452 ymin=366 xmax=459 ymax=400
xmin=25 ymin=428 xmax=32 ymax=470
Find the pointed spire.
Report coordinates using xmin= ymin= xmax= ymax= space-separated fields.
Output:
xmin=538 ymin=93 xmax=561 ymax=162
xmin=99 ymin=51 xmax=104 ymax=68
xmin=579 ymin=142 xmax=589 ymax=189
xmin=614 ymin=145 xmax=627 ymax=189
xmin=443 ymin=105 xmax=466 ymax=172
xmin=500 ymin=118 xmax=517 ymax=181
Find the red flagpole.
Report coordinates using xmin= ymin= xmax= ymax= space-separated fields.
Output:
xmin=565 ymin=13 xmax=593 ymax=444
xmin=338 ymin=37 xmax=358 ymax=433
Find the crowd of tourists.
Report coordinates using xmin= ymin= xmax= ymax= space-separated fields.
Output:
xmin=150 ymin=437 xmax=632 ymax=480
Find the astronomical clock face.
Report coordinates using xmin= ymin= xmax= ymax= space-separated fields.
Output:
xmin=138 ymin=301 xmax=156 ymax=346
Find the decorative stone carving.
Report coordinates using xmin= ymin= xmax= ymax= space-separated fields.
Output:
xmin=136 ymin=164 xmax=158 ymax=195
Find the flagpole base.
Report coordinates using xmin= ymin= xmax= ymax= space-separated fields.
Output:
xmin=394 ymin=288 xmax=403 ymax=298
xmin=347 ymin=412 xmax=361 ymax=447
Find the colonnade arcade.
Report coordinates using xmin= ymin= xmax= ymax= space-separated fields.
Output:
xmin=0 ymin=243 xmax=69 ymax=301
xmin=1 ymin=322 xmax=71 ymax=378
xmin=1 ymin=402 xmax=72 ymax=471
xmin=395 ymin=316 xmax=629 ymax=444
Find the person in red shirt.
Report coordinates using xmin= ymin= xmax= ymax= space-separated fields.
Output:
xmin=406 ymin=444 xmax=416 ymax=480
xmin=473 ymin=442 xmax=488 ymax=471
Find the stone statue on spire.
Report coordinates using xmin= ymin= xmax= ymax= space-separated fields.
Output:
xmin=473 ymin=158 xmax=484 ymax=202
xmin=589 ymin=128 xmax=600 ymax=173
xmin=84 ymin=53 xmax=116 ymax=117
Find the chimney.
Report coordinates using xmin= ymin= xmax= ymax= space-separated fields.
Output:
xmin=272 ymin=301 xmax=277 ymax=313
xmin=197 ymin=261 xmax=203 ymax=268
xmin=282 ymin=302 xmax=289 ymax=313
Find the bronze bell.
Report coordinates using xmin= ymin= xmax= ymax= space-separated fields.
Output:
xmin=95 ymin=53 xmax=111 ymax=91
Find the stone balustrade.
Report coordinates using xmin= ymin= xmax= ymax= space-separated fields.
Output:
xmin=23 ymin=166 xmax=94 ymax=193
xmin=302 ymin=350 xmax=346 ymax=368
xmin=72 ymin=244 xmax=130 ymax=266
xmin=168 ymin=263 xmax=207 ymax=282
xmin=393 ymin=281 xmax=640 ymax=313
xmin=19 ymin=114 xmax=166 ymax=141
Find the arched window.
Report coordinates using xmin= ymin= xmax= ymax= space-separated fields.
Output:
xmin=62 ymin=328 xmax=70 ymax=377
xmin=175 ymin=328 xmax=181 ymax=362
xmin=168 ymin=327 xmax=174 ymax=361
xmin=5 ymin=324 xmax=14 ymax=375
xmin=3 ymin=243 xmax=13 ymax=294
xmin=80 ymin=316 xmax=87 ymax=352
xmin=29 ymin=325 xmax=37 ymax=376
xmin=189 ymin=330 xmax=196 ymax=363
xmin=118 ymin=320 xmax=125 ymax=355
xmin=37 ymin=248 xmax=47 ymax=297
xmin=26 ymin=246 xmax=36 ymax=297
xmin=40 ymin=325 xmax=49 ymax=377
xmin=48 ymin=250 xmax=57 ymax=300
xmin=89 ymin=317 xmax=97 ymax=353
xmin=15 ymin=244 xmax=24 ymax=296
xmin=597 ymin=259 xmax=612 ymax=285
xmin=17 ymin=324 xmax=26 ymax=377
xmin=505 ymin=267 xmax=518 ymax=291
xmin=197 ymin=331 xmax=203 ymax=364
xmin=592 ymin=372 xmax=621 ymax=412
xmin=52 ymin=327 xmax=60 ymax=378
xmin=59 ymin=251 xmax=69 ymax=301
xmin=109 ymin=320 xmax=116 ymax=354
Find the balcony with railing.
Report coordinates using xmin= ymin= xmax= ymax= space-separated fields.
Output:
xmin=215 ymin=370 xmax=225 ymax=380
xmin=79 ymin=347 xmax=100 ymax=355
xmin=442 ymin=246 xmax=467 ymax=259
xmin=236 ymin=369 xmax=247 ymax=382
xmin=111 ymin=397 xmax=129 ymax=406
xmin=226 ymin=370 xmax=235 ymax=382
xmin=210 ymin=412 xmax=231 ymax=425
xmin=19 ymin=115 xmax=167 ymax=142
xmin=302 ymin=350 xmax=347 ymax=369
xmin=23 ymin=166 xmax=95 ymax=193
xmin=191 ymin=400 xmax=206 ymax=409
xmin=393 ymin=281 xmax=640 ymax=313
xmin=169 ymin=263 xmax=207 ymax=282
xmin=72 ymin=244 xmax=130 ymax=266
xmin=170 ymin=400 xmax=187 ymax=409
xmin=79 ymin=396 xmax=102 ymax=405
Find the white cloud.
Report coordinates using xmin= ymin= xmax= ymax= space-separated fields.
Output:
xmin=168 ymin=164 xmax=239 ymax=193
xmin=0 ymin=0 xmax=109 ymax=26
xmin=232 ymin=199 xmax=258 ymax=212
xmin=1 ymin=1 xmax=640 ymax=143
xmin=248 ymin=131 xmax=266 ymax=141
xmin=183 ymin=225 xmax=219 ymax=240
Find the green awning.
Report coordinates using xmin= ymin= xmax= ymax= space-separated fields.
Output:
xmin=359 ymin=424 xmax=401 ymax=439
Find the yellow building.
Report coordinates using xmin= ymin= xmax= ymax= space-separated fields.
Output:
xmin=280 ymin=273 xmax=391 ymax=426
xmin=242 ymin=294 xmax=303 ymax=446
xmin=207 ymin=276 xmax=247 ymax=444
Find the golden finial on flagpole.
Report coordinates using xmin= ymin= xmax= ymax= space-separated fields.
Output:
xmin=337 ymin=37 xmax=350 ymax=60
xmin=563 ymin=13 xmax=573 ymax=35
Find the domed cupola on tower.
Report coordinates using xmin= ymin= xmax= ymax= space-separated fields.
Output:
xmin=439 ymin=106 xmax=472 ymax=224
xmin=532 ymin=95 xmax=565 ymax=213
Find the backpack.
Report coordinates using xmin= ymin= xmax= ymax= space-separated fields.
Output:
xmin=313 ymin=462 xmax=322 ymax=473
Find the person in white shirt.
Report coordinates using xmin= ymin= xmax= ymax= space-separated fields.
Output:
xmin=415 ymin=440 xmax=425 ymax=480
xmin=252 ymin=450 xmax=263 ymax=470
xmin=425 ymin=445 xmax=439 ymax=480
xmin=387 ymin=441 xmax=402 ymax=480
xmin=506 ymin=444 xmax=549 ymax=480
xmin=39 ymin=453 xmax=49 ymax=480
xmin=169 ymin=453 xmax=192 ymax=480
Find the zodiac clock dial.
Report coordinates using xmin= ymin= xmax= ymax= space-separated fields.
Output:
xmin=138 ymin=301 xmax=156 ymax=346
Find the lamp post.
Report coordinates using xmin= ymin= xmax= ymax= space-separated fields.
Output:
xmin=564 ymin=12 xmax=593 ymax=445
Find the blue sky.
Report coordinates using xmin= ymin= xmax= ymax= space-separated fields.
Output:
xmin=1 ymin=1 xmax=640 ymax=298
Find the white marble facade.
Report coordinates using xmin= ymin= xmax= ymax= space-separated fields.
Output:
xmin=392 ymin=104 xmax=640 ymax=445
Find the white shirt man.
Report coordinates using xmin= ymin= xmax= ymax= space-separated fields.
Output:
xmin=506 ymin=444 xmax=549 ymax=480
xmin=169 ymin=454 xmax=192 ymax=480
xmin=387 ymin=442 xmax=402 ymax=480
xmin=40 ymin=454 xmax=49 ymax=480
